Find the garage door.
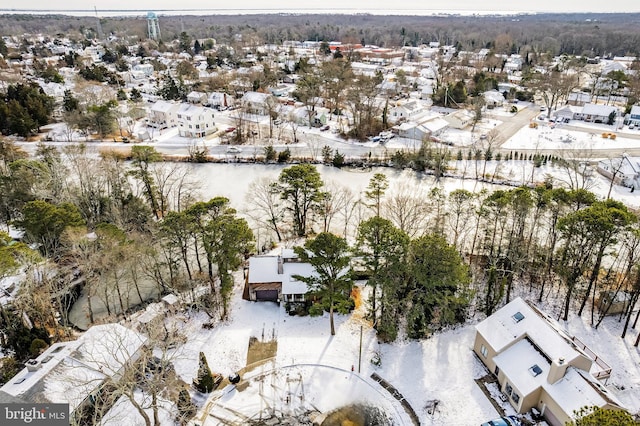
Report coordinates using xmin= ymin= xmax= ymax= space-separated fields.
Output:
xmin=255 ymin=290 xmax=279 ymax=301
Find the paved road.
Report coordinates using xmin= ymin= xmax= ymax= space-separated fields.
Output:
xmin=489 ymin=106 xmax=540 ymax=146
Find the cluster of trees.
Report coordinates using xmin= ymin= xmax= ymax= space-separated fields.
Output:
xmin=248 ymin=164 xmax=640 ymax=345
xmin=0 ymin=83 xmax=54 ymax=137
xmin=3 ymin=13 xmax=640 ymax=57
xmin=0 ymin=143 xmax=252 ymax=361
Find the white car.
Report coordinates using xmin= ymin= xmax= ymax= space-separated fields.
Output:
xmin=226 ymin=146 xmax=242 ymax=154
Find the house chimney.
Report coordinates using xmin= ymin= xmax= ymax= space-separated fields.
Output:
xmin=277 ymin=255 xmax=283 ymax=274
xmin=25 ymin=359 xmax=41 ymax=372
xmin=547 ymin=357 xmax=568 ymax=384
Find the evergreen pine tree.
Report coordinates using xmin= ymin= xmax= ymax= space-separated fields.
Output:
xmin=194 ymin=352 xmax=215 ymax=393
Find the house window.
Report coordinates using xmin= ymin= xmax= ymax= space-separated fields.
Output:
xmin=504 ymin=383 xmax=513 ymax=397
xmin=512 ymin=311 xmax=525 ymax=322
xmin=195 ymin=124 xmax=200 ymax=129
xmin=480 ymin=345 xmax=488 ymax=358
xmin=494 ymin=366 xmax=500 ymax=376
xmin=511 ymin=392 xmax=520 ymax=404
xmin=529 ymin=364 xmax=543 ymax=377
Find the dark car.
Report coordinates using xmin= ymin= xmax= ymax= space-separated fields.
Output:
xmin=320 ymin=125 xmax=330 ymax=131
xmin=480 ymin=415 xmax=521 ymax=426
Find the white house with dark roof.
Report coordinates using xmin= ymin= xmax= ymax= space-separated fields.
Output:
xmin=474 ymin=297 xmax=625 ymax=426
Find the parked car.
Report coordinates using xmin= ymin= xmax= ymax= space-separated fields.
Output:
xmin=273 ymin=119 xmax=282 ymax=126
xmin=480 ymin=415 xmax=521 ymax=426
xmin=226 ymin=146 xmax=242 ymax=153
xmin=225 ymin=127 xmax=236 ymax=133
xmin=320 ymin=125 xmax=330 ymax=131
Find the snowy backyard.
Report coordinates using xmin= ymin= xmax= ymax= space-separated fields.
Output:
xmin=109 ymin=273 xmax=640 ymax=426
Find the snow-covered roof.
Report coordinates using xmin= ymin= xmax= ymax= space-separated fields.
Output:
xmin=150 ymin=100 xmax=179 ymax=113
xmin=176 ymin=103 xmax=207 ymax=117
xmin=476 ymin=297 xmax=580 ymax=364
xmin=544 ymin=367 xmax=624 ymax=418
xmin=421 ymin=117 xmax=449 ymax=133
xmin=248 ymin=256 xmax=281 ymax=284
xmin=242 ymin=91 xmax=271 ymax=104
xmin=247 ymin=249 xmax=316 ymax=295
xmin=581 ymin=103 xmax=617 ymax=117
xmin=493 ymin=338 xmax=550 ymax=397
xmin=0 ymin=324 xmax=146 ymax=412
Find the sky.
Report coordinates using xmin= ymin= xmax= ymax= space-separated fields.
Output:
xmin=3 ymin=0 xmax=640 ymax=14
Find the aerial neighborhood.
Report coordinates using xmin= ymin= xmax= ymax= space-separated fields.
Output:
xmin=1 ymin=9 xmax=640 ymax=426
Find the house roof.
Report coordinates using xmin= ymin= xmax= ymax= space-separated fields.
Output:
xmin=630 ymin=105 xmax=640 ymax=116
xmin=151 ymin=100 xmax=179 ymax=113
xmin=476 ymin=297 xmax=580 ymax=364
xmin=248 ymin=256 xmax=282 ymax=284
xmin=0 ymin=324 xmax=146 ymax=411
xmin=494 ymin=338 xmax=550 ymax=397
xmin=544 ymin=367 xmax=624 ymax=418
xmin=242 ymin=91 xmax=271 ymax=104
xmin=247 ymin=250 xmax=317 ymax=295
xmin=177 ymin=103 xmax=208 ymax=117
xmin=581 ymin=103 xmax=617 ymax=117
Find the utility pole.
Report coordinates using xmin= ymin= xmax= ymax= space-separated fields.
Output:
xmin=358 ymin=325 xmax=363 ymax=373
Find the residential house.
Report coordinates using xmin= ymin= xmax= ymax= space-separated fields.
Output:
xmin=483 ymin=90 xmax=506 ymax=108
xmin=0 ymin=324 xmax=146 ymax=422
xmin=148 ymin=100 xmax=180 ymax=130
xmin=444 ymin=109 xmax=475 ymax=129
xmin=244 ymin=249 xmax=314 ymax=305
xmin=207 ymin=92 xmax=233 ymax=109
xmin=474 ymin=297 xmax=624 ymax=426
xmin=553 ymin=105 xmax=580 ymax=122
xmin=628 ymin=105 xmax=640 ymax=126
xmin=395 ymin=122 xmax=430 ymax=141
xmin=241 ymin=91 xmax=274 ymax=115
xmin=186 ymin=90 xmax=207 ymax=104
xmin=567 ymin=92 xmax=593 ymax=106
xmin=597 ymin=154 xmax=640 ymax=189
xmin=576 ymin=103 xmax=619 ymax=123
xmin=389 ymin=100 xmax=429 ymax=124
xmin=176 ymin=104 xmax=216 ymax=138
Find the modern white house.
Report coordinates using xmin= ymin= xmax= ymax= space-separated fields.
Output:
xmin=473 ymin=298 xmax=625 ymax=426
xmin=176 ymin=104 xmax=217 ymax=138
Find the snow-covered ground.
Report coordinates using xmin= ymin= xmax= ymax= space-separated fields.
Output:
xmin=147 ymin=271 xmax=640 ymax=426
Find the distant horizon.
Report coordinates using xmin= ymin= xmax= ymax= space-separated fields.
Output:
xmin=1 ymin=0 xmax=639 ymax=16
xmin=1 ymin=8 xmax=640 ymax=18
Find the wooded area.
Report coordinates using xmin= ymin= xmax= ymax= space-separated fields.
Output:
xmin=1 ymin=13 xmax=640 ymax=56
